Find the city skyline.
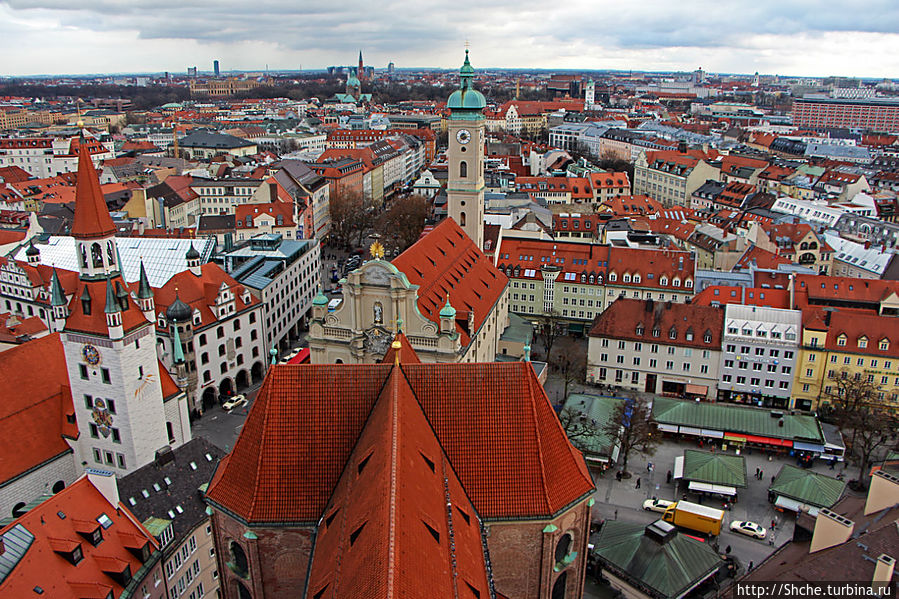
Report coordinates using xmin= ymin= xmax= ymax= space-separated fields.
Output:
xmin=2 ymin=0 xmax=899 ymax=78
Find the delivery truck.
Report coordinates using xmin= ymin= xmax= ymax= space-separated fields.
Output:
xmin=661 ymin=500 xmax=724 ymax=536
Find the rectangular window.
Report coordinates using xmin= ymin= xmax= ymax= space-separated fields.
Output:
xmin=101 ymin=368 xmax=111 ymax=384
xmin=806 ymin=368 xmax=814 ymax=377
xmin=79 ymin=364 xmax=89 ymax=380
xmin=112 ymin=428 xmax=121 ymax=444
xmin=751 ymin=377 xmax=760 ymax=386
xmin=89 ymin=423 xmax=99 ymax=438
xmin=93 ymin=448 xmax=102 ymax=463
xmin=106 ymin=399 xmax=116 ymax=414
xmin=84 ymin=394 xmax=93 ymax=409
xmin=700 ymin=364 xmax=708 ymax=374
xmin=682 ymin=363 xmax=690 ymax=372
xmin=116 ymin=453 xmax=126 ymax=469
xmin=737 ymin=376 xmax=746 ymax=384
xmin=665 ymin=361 xmax=673 ymax=370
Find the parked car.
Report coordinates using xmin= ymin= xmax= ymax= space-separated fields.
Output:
xmin=729 ymin=520 xmax=767 ymax=539
xmin=223 ymin=395 xmax=248 ymax=412
xmin=642 ymin=498 xmax=676 ymax=513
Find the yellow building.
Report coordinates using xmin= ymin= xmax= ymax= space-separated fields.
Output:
xmin=794 ymin=307 xmax=899 ymax=412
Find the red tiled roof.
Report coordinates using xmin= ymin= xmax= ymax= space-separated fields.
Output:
xmin=380 ymin=332 xmax=421 ymax=364
xmin=0 ymin=333 xmax=77 ymax=485
xmin=824 ymin=310 xmax=899 ymax=358
xmin=158 ymin=361 xmax=181 ymax=399
xmin=65 ymin=276 xmax=148 ymax=336
xmin=796 ymin=275 xmax=899 ymax=306
xmin=735 ymin=245 xmax=793 ymax=271
xmin=0 ymin=165 xmax=33 ymax=183
xmin=392 ymin=219 xmax=507 ymax=346
xmin=304 ymin=364 xmax=491 ymax=598
xmin=205 ymin=360 xmax=594 ymax=524
xmin=0 ymin=312 xmax=47 ymax=342
xmin=692 ymin=285 xmax=791 ymax=309
xmin=602 ymin=194 xmax=663 ymax=216
xmin=0 ymin=229 xmax=26 ymax=245
xmin=71 ymin=142 xmax=116 ymax=239
xmin=589 ymin=171 xmax=630 ymax=190
xmin=0 ymin=476 xmax=158 ymax=597
xmin=234 ymin=199 xmax=295 ymax=229
xmin=154 ymin=263 xmax=259 ymax=330
xmin=589 ymin=297 xmax=724 ymax=349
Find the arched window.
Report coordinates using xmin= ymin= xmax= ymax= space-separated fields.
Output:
xmin=79 ymin=244 xmax=87 ymax=268
xmin=106 ymin=240 xmax=115 ymax=266
xmin=459 ymin=161 xmax=468 ymax=178
xmin=11 ymin=502 xmax=26 ymax=518
xmin=554 ymin=533 xmax=572 ymax=563
xmin=91 ymin=243 xmax=103 ymax=268
xmin=552 ymin=571 xmax=568 ymax=599
xmin=237 ymin=582 xmax=252 ymax=599
xmin=52 ymin=480 xmax=66 ymax=493
xmin=460 ymin=212 xmax=466 ymax=226
xmin=229 ymin=540 xmax=249 ymax=578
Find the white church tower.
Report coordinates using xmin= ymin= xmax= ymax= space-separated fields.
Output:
xmin=62 ymin=136 xmax=190 ymax=476
xmin=585 ymin=79 xmax=596 ymax=110
xmin=445 ymin=50 xmax=486 ymax=250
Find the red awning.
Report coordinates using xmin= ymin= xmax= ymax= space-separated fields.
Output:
xmin=685 ymin=384 xmax=709 ymax=395
xmin=726 ymin=433 xmax=791 ymax=447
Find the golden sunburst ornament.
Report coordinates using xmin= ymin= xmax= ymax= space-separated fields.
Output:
xmin=369 ymin=240 xmax=385 ymax=260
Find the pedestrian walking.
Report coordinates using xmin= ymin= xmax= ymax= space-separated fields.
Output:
xmin=666 ymin=470 xmax=672 ymax=484
xmin=772 ymin=475 xmax=776 ymax=484
xmin=635 ymin=477 xmax=641 ymax=489
xmin=756 ymin=467 xmax=760 ymax=478
xmin=830 ymin=460 xmax=835 ymax=470
xmin=770 ymin=519 xmax=776 ymax=530
xmin=614 ymin=509 xmax=618 ymax=520
xmin=748 ymin=561 xmax=754 ymax=572
xmin=725 ymin=545 xmax=732 ymax=554
xmin=647 ymin=463 xmax=652 ymax=472
xmin=759 ymin=469 xmax=764 ymax=480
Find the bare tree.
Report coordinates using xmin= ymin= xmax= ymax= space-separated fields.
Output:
xmin=558 ymin=406 xmax=604 ymax=453
xmin=550 ymin=336 xmax=586 ymax=401
xmin=535 ymin=309 xmax=563 ymax=359
xmin=328 ymin=189 xmax=376 ymax=249
xmin=375 ymin=194 xmax=430 ymax=254
xmin=822 ymin=373 xmax=898 ymax=487
xmin=602 ymin=398 xmax=658 ymax=475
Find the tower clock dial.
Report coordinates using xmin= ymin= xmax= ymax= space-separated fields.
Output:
xmin=82 ymin=343 xmax=101 ymax=366
xmin=456 ymin=129 xmax=471 ymax=144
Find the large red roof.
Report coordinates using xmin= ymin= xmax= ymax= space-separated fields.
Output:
xmin=65 ymin=276 xmax=149 ymax=337
xmin=304 ymin=365 xmax=492 ymax=598
xmin=205 ymin=359 xmax=593 ymax=525
xmin=589 ymin=297 xmax=724 ymax=349
xmin=392 ymin=218 xmax=507 ymax=346
xmin=0 ymin=333 xmax=77 ymax=485
xmin=71 ymin=142 xmax=116 ymax=240
xmin=0 ymin=475 xmax=159 ymax=597
xmin=154 ymin=263 xmax=258 ymax=330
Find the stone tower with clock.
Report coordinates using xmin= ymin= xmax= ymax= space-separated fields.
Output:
xmin=61 ymin=140 xmax=190 ymax=477
xmin=446 ymin=50 xmax=486 ymax=250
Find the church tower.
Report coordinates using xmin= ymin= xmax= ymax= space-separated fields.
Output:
xmin=62 ymin=139 xmax=189 ymax=477
xmin=358 ymin=50 xmax=365 ymax=81
xmin=446 ymin=50 xmax=486 ymax=250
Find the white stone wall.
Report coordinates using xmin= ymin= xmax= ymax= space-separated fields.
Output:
xmin=0 ymin=450 xmax=78 ymax=518
xmin=262 ymin=243 xmax=321 ymax=349
xmin=65 ymin=324 xmax=175 ymax=476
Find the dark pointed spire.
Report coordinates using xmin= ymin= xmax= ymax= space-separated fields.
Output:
xmin=50 ymin=269 xmax=66 ymax=307
xmin=137 ymin=260 xmax=153 ymax=299
xmin=25 ymin=239 xmax=39 ymax=256
xmin=104 ymin=278 xmax=120 ymax=314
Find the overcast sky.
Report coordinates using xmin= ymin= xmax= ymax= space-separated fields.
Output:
xmin=2 ymin=1 xmax=899 ymax=78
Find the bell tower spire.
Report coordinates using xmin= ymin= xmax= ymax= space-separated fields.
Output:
xmin=72 ymin=142 xmax=120 ymax=281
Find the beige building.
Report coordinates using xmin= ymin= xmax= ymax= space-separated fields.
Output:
xmin=633 ymin=150 xmax=720 ymax=207
xmin=587 ymin=298 xmax=724 ymax=399
xmin=308 ymin=218 xmax=511 ymax=364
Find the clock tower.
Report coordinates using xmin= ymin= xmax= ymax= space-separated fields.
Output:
xmin=446 ymin=50 xmax=486 ymax=250
xmin=62 ymin=137 xmax=190 ymax=477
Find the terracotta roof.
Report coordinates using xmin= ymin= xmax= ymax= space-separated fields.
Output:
xmin=823 ymin=310 xmax=899 ymax=358
xmin=796 ymin=275 xmax=899 ymax=306
xmin=304 ymin=364 xmax=492 ymax=598
xmin=71 ymin=143 xmax=116 ymax=239
xmin=0 ymin=166 xmax=32 ymax=183
xmin=380 ymin=332 xmax=421 ymax=364
xmin=589 ymin=171 xmax=630 ymax=190
xmin=0 ymin=229 xmax=26 ymax=245
xmin=234 ymin=200 xmax=295 ymax=229
xmin=0 ymin=312 xmax=48 ymax=343
xmin=0 ymin=475 xmax=159 ymax=597
xmin=205 ymin=360 xmax=593 ymax=524
xmin=606 ymin=247 xmax=695 ymax=290
xmin=158 ymin=361 xmax=181 ymax=399
xmin=735 ymin=245 xmax=793 ymax=271
xmin=65 ymin=276 xmax=148 ymax=336
xmin=589 ymin=297 xmax=724 ymax=349
xmin=154 ymin=263 xmax=259 ymax=330
xmin=0 ymin=333 xmax=77 ymax=485
xmin=392 ymin=218 xmax=507 ymax=346
xmin=602 ymin=194 xmax=663 ymax=216
xmin=692 ymin=286 xmax=791 ymax=309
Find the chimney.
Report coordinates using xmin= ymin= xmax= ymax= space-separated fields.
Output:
xmin=86 ymin=468 xmax=120 ymax=508
xmin=809 ymin=508 xmax=854 ymax=553
xmin=864 ymin=470 xmax=899 ymax=516
xmin=269 ymin=182 xmax=279 ymax=202
xmin=789 ymin=273 xmax=795 ymax=311
xmin=873 ymin=555 xmax=896 ymax=596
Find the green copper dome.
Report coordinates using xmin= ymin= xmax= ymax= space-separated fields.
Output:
xmin=313 ymin=288 xmax=329 ymax=306
xmin=439 ymin=296 xmax=456 ymax=318
xmin=447 ymin=50 xmax=485 ymax=111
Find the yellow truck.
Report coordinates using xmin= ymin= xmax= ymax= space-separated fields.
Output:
xmin=661 ymin=500 xmax=724 ymax=536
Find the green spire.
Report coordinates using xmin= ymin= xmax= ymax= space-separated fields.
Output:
xmin=460 ymin=49 xmax=474 ymax=84
xmin=104 ymin=278 xmax=119 ymax=314
xmin=137 ymin=260 xmax=153 ymax=299
xmin=270 ymin=347 xmax=278 ymax=365
xmin=439 ymin=295 xmax=456 ymax=318
xmin=172 ymin=322 xmax=185 ymax=364
xmin=50 ymin=269 xmax=66 ymax=307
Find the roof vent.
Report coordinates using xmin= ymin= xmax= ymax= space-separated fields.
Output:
xmin=154 ymin=446 xmax=174 ymax=467
xmin=645 ymin=520 xmax=677 ymax=544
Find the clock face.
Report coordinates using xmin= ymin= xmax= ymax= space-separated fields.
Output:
xmin=82 ymin=344 xmax=101 ymax=366
xmin=456 ymin=129 xmax=471 ymax=144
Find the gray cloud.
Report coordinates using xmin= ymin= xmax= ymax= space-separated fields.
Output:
xmin=1 ymin=0 xmax=898 ymax=75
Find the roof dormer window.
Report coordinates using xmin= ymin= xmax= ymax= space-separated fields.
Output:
xmin=858 ymin=336 xmax=868 ymax=349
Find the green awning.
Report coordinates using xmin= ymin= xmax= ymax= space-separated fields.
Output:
xmin=568 ymin=323 xmax=585 ymax=333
